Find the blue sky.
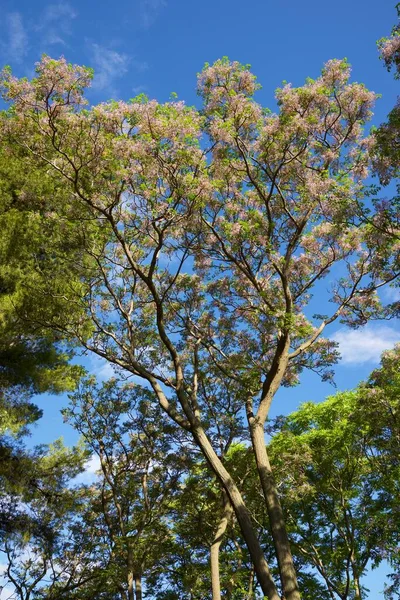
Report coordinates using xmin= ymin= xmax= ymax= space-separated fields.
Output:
xmin=1 ymin=0 xmax=399 ymax=596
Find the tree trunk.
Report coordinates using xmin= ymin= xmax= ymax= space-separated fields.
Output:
xmin=251 ymin=424 xmax=300 ymax=600
xmin=351 ymin=555 xmax=362 ymax=600
xmin=353 ymin=576 xmax=362 ymax=600
xmin=194 ymin=427 xmax=281 ymax=600
xmin=211 ymin=491 xmax=234 ymax=600
xmin=135 ymin=576 xmax=142 ymax=600
xmin=127 ymin=545 xmax=135 ymax=600
xmin=248 ymin=565 xmax=255 ymax=599
xmin=127 ymin=570 xmax=135 ymax=600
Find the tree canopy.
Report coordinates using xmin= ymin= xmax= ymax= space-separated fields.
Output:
xmin=0 ymin=8 xmax=399 ymax=597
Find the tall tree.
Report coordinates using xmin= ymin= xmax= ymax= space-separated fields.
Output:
xmin=1 ymin=55 xmax=399 ymax=599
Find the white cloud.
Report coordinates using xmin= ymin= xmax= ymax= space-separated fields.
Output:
xmin=6 ymin=13 xmax=28 ymax=63
xmin=86 ymin=41 xmax=148 ymax=95
xmin=74 ymin=454 xmax=101 ymax=484
xmin=37 ymin=3 xmax=77 ymax=45
xmin=89 ymin=43 xmax=131 ymax=93
xmin=331 ymin=325 xmax=399 ymax=365
xmin=140 ymin=0 xmax=166 ymax=28
xmin=84 ymin=454 xmax=101 ymax=474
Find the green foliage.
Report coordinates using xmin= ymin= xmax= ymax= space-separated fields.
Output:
xmin=268 ymin=346 xmax=400 ymax=598
xmin=63 ymin=378 xmax=193 ymax=598
xmin=0 ymin=51 xmax=398 ymax=600
xmin=0 ymin=434 xmax=89 ymax=599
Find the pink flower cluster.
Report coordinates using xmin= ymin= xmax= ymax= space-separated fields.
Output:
xmin=379 ymin=34 xmax=400 ymax=75
xmin=0 ymin=55 xmax=397 ymax=403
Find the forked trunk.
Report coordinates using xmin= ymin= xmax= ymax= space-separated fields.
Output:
xmin=251 ymin=424 xmax=300 ymax=600
xmin=194 ymin=427 xmax=280 ymax=600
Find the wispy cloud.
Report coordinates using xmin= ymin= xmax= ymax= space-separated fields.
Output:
xmin=37 ymin=3 xmax=77 ymax=45
xmin=89 ymin=43 xmax=131 ymax=93
xmin=140 ymin=0 xmax=166 ymax=28
xmin=132 ymin=84 xmax=148 ymax=95
xmin=85 ymin=454 xmax=101 ymax=474
xmin=6 ymin=12 xmax=28 ymax=63
xmin=88 ymin=43 xmax=147 ymax=95
xmin=331 ymin=325 xmax=399 ymax=365
xmin=89 ymin=355 xmax=117 ymax=380
xmin=0 ymin=581 xmax=13 ymax=600
xmin=43 ymin=2 xmax=77 ymax=22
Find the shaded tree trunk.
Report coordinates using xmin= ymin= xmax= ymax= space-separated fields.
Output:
xmin=194 ymin=426 xmax=281 ymax=600
xmin=211 ymin=491 xmax=234 ymax=600
xmin=135 ymin=576 xmax=142 ymax=600
xmin=251 ymin=424 xmax=300 ymax=600
xmin=351 ymin=553 xmax=362 ymax=600
xmin=248 ymin=565 xmax=255 ymax=599
xmin=127 ymin=570 xmax=135 ymax=600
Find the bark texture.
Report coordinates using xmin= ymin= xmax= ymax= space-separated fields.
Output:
xmin=135 ymin=576 xmax=142 ymax=600
xmin=211 ymin=491 xmax=234 ymax=600
xmin=252 ymin=424 xmax=300 ymax=600
xmin=194 ymin=427 xmax=281 ymax=600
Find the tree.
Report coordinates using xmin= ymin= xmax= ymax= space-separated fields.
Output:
xmin=0 ymin=134 xmax=93 ymax=484
xmin=0 ymin=438 xmax=88 ymax=600
xmin=374 ymin=3 xmax=400 ymax=183
xmin=154 ymin=445 xmax=262 ymax=600
xmin=64 ymin=378 xmax=191 ymax=600
xmin=0 ymin=139 xmax=93 ymax=592
xmin=268 ymin=345 xmax=400 ymax=599
xmin=0 ymin=140 xmax=89 ymax=396
xmin=1 ymin=55 xmax=399 ymax=599
xmin=155 ymin=442 xmax=332 ymax=600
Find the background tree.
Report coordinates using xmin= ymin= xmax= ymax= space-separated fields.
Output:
xmin=153 ymin=446 xmax=260 ymax=600
xmin=0 ymin=140 xmax=89 ymax=397
xmin=64 ymin=378 xmax=191 ymax=600
xmin=268 ymin=345 xmax=400 ymax=600
xmin=0 ymin=136 xmax=89 ymax=524
xmin=0 ymin=438 xmax=88 ymax=600
xmin=375 ymin=3 xmax=400 ymax=183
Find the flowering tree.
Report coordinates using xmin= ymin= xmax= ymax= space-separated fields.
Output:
xmin=375 ymin=3 xmax=400 ymax=183
xmin=1 ymin=55 xmax=399 ymax=600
